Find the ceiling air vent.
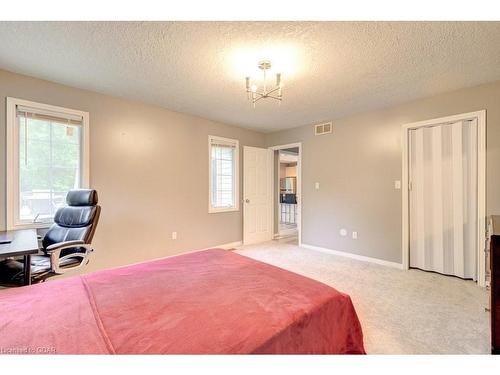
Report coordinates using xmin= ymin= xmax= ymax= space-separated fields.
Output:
xmin=314 ymin=122 xmax=333 ymax=136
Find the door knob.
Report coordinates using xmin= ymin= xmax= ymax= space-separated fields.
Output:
xmin=245 ymin=199 xmax=250 ymax=203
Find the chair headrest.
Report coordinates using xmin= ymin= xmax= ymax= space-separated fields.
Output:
xmin=66 ymin=189 xmax=98 ymax=207
xmin=54 ymin=205 xmax=99 ymax=228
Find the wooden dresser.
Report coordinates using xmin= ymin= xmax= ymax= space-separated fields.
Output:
xmin=491 ymin=216 xmax=500 ymax=354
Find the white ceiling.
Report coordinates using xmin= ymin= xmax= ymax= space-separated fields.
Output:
xmin=1 ymin=22 xmax=500 ymax=133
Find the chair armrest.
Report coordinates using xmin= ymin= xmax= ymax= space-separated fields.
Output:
xmin=47 ymin=241 xmax=94 ymax=275
xmin=46 ymin=240 xmax=85 ymax=252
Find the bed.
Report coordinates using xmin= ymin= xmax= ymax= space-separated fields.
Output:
xmin=0 ymin=249 xmax=365 ymax=354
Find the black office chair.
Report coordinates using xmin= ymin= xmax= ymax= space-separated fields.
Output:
xmin=0 ymin=189 xmax=101 ymax=286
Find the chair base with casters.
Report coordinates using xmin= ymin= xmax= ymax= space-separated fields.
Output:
xmin=0 ymin=240 xmax=94 ymax=286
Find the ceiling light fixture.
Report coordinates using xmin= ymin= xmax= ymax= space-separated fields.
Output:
xmin=245 ymin=60 xmax=282 ymax=107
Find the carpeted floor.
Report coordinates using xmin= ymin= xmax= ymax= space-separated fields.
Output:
xmin=234 ymin=238 xmax=490 ymax=354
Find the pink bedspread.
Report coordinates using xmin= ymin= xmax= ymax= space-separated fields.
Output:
xmin=0 ymin=249 xmax=365 ymax=354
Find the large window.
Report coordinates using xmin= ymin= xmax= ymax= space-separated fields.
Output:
xmin=208 ymin=135 xmax=239 ymax=213
xmin=6 ymin=98 xmax=89 ymax=229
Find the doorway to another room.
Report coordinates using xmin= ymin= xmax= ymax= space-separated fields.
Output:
xmin=271 ymin=143 xmax=301 ymax=246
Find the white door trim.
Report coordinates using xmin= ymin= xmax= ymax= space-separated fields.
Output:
xmin=269 ymin=142 xmax=302 ymax=246
xmin=401 ymin=110 xmax=486 ymax=287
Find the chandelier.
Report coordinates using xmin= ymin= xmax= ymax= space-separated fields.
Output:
xmin=245 ymin=60 xmax=282 ymax=107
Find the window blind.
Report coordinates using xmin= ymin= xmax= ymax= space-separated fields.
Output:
xmin=16 ymin=105 xmax=83 ymax=126
xmin=209 ymin=137 xmax=237 ymax=148
xmin=16 ymin=104 xmax=83 ymax=223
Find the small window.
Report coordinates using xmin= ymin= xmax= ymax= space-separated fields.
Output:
xmin=6 ymin=98 xmax=89 ymax=229
xmin=208 ymin=135 xmax=239 ymax=213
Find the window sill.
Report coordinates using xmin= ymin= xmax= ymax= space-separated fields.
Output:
xmin=8 ymin=222 xmax=52 ymax=230
xmin=209 ymin=207 xmax=240 ymax=214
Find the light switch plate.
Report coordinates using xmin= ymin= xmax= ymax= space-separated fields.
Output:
xmin=352 ymin=231 xmax=358 ymax=239
xmin=172 ymin=231 xmax=177 ymax=240
xmin=315 ymin=182 xmax=320 ymax=190
xmin=394 ymin=180 xmax=401 ymax=189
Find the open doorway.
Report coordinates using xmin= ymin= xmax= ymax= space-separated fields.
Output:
xmin=270 ymin=143 xmax=301 ymax=246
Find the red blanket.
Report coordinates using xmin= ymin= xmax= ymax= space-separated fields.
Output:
xmin=0 ymin=249 xmax=365 ymax=354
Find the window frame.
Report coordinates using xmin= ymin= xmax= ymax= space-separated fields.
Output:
xmin=208 ymin=135 xmax=240 ymax=214
xmin=6 ymin=97 xmax=90 ymax=230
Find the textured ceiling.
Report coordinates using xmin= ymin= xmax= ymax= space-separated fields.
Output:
xmin=1 ymin=22 xmax=500 ymax=132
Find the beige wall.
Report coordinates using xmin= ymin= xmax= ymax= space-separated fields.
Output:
xmin=279 ymin=164 xmax=287 ymax=179
xmin=2 ymin=68 xmax=500 ymax=270
xmin=285 ymin=165 xmax=297 ymax=178
xmin=0 ymin=69 xmax=265 ymax=272
xmin=266 ymin=80 xmax=500 ymax=264
xmin=279 ymin=163 xmax=297 ymax=179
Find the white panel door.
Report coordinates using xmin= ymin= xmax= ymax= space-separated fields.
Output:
xmin=243 ymin=146 xmax=273 ymax=245
xmin=409 ymin=120 xmax=478 ymax=279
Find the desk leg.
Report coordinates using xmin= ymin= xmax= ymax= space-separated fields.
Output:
xmin=23 ymin=254 xmax=32 ymax=286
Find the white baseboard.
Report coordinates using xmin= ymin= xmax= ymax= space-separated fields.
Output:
xmin=274 ymin=232 xmax=298 ymax=240
xmin=219 ymin=241 xmax=243 ymax=249
xmin=301 ymin=243 xmax=404 ymax=270
xmin=199 ymin=241 xmax=243 ymax=251
xmin=279 ymin=228 xmax=298 ymax=237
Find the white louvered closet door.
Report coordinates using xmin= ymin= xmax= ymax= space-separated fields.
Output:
xmin=409 ymin=119 xmax=478 ymax=279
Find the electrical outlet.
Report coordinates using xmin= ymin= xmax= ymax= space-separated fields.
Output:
xmin=352 ymin=231 xmax=358 ymax=239
xmin=340 ymin=228 xmax=347 ymax=237
xmin=171 ymin=232 xmax=177 ymax=240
